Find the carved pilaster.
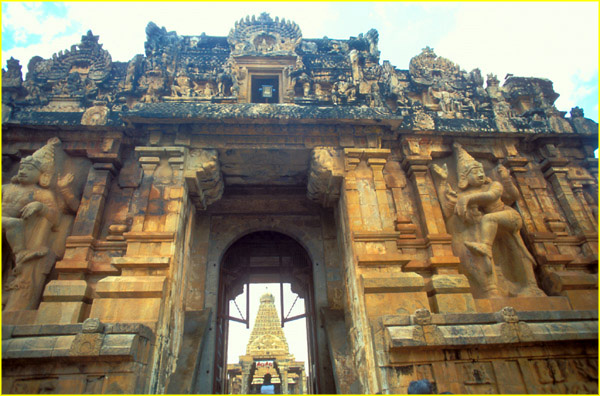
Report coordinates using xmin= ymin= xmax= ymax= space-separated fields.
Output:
xmin=37 ymin=164 xmax=114 ymax=325
xmin=534 ymin=144 xmax=598 ymax=307
xmin=400 ymin=138 xmax=460 ymax=274
xmin=55 ymin=165 xmax=115 ymax=276
xmin=539 ymin=144 xmax=597 ymax=259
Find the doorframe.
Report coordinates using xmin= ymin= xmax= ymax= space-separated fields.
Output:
xmin=195 ymin=216 xmax=333 ymax=394
xmin=213 ymin=231 xmax=319 ymax=394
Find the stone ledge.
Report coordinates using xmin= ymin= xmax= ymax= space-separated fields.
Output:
xmin=2 ymin=320 xmax=154 ymax=362
xmin=95 ymin=276 xmax=166 ymax=298
xmin=357 ymin=253 xmax=412 ymax=266
xmin=42 ymin=280 xmax=93 ymax=302
xmin=4 ymin=322 xmax=154 ymax=341
xmin=111 ymin=256 xmax=171 ymax=268
xmin=362 ymin=273 xmax=425 ymax=293
xmin=383 ymin=309 xmax=598 ymax=327
xmin=475 ymin=296 xmax=571 ymax=312
xmin=384 ymin=308 xmax=599 ymax=350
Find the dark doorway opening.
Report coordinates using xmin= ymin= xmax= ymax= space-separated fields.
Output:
xmin=213 ymin=231 xmax=318 ymax=394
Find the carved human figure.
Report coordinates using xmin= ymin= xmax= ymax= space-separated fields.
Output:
xmin=2 ymin=156 xmax=59 ymax=268
xmin=432 ymin=143 xmax=545 ymax=298
xmin=2 ymin=138 xmax=79 ymax=311
xmin=171 ymin=74 xmax=194 ymax=97
xmin=203 ymin=82 xmax=215 ymax=98
xmin=314 ymin=83 xmax=326 ymax=101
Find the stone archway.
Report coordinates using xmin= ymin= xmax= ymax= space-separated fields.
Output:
xmin=213 ymin=231 xmax=319 ymax=394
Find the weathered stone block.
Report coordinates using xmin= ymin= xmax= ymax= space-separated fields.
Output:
xmin=35 ymin=302 xmax=89 ymax=324
xmin=89 ymin=298 xmax=162 ymax=323
xmin=427 ymin=274 xmax=471 ymax=294
xmin=475 ymin=296 xmax=572 ymax=312
xmin=100 ymin=334 xmax=138 ymax=357
xmin=564 ymin=289 xmax=598 ymax=310
xmin=366 ymin=292 xmax=430 ymax=318
xmin=386 ymin=326 xmax=426 ymax=348
xmin=362 ymin=272 xmax=425 ymax=293
xmin=436 ymin=324 xmax=486 ymax=345
xmin=357 ymin=253 xmax=412 ymax=266
xmin=52 ymin=335 xmax=76 ymax=357
xmin=429 ymin=293 xmax=476 ymax=314
xmin=1 ymin=310 xmax=37 ymax=326
xmin=95 ymin=276 xmax=166 ymax=298
xmin=111 ymin=255 xmax=170 ymax=268
xmin=41 ymin=280 xmax=92 ymax=302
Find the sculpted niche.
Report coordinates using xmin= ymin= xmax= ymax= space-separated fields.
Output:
xmin=431 ymin=143 xmax=545 ymax=298
xmin=2 ymin=138 xmax=87 ymax=312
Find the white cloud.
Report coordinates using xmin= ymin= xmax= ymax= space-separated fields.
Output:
xmin=3 ymin=3 xmax=73 ymax=43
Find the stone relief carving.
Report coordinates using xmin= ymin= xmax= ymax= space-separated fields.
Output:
xmin=431 ymin=143 xmax=545 ymax=298
xmin=228 ymin=13 xmax=302 ymax=56
xmin=81 ymin=101 xmax=109 ymax=125
xmin=2 ymin=138 xmax=84 ymax=312
xmin=184 ymin=149 xmax=224 ymax=210
xmin=332 ymin=80 xmax=357 ymax=105
xmin=307 ymin=147 xmax=343 ymax=207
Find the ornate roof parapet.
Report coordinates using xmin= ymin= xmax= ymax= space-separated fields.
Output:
xmin=228 ymin=13 xmax=302 ymax=56
xmin=503 ymin=76 xmax=560 ymax=114
xmin=28 ymin=30 xmax=112 ymax=85
xmin=1 ymin=15 xmax=596 ymax=136
xmin=409 ymin=47 xmax=464 ymax=87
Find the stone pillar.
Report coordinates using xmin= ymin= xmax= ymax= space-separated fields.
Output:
xmin=334 ymin=148 xmax=389 ymax=394
xmin=240 ymin=360 xmax=252 ymax=395
xmin=299 ymin=367 xmax=305 ymax=394
xmin=280 ymin=362 xmax=289 ymax=394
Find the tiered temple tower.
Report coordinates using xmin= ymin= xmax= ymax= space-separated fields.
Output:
xmin=227 ymin=293 xmax=306 ymax=394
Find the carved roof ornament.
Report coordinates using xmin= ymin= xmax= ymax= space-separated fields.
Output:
xmin=409 ymin=46 xmax=463 ymax=86
xmin=2 ymin=57 xmax=23 ymax=89
xmin=228 ymin=12 xmax=302 ymax=56
xmin=27 ymin=30 xmax=112 ymax=84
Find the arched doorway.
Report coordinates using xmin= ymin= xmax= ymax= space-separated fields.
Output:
xmin=213 ymin=231 xmax=319 ymax=394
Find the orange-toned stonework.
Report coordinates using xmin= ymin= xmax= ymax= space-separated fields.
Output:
xmin=2 ymin=13 xmax=597 ymax=394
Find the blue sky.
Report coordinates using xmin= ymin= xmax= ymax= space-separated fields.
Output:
xmin=2 ymin=2 xmax=598 ymax=121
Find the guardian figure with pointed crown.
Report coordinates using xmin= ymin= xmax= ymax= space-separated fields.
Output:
xmin=431 ymin=143 xmax=545 ymax=298
xmin=2 ymin=137 xmax=81 ymax=311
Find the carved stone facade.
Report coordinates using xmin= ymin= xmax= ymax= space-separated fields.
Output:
xmin=2 ymin=14 xmax=597 ymax=394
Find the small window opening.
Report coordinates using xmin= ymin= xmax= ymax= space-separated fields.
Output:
xmin=252 ymin=76 xmax=279 ymax=103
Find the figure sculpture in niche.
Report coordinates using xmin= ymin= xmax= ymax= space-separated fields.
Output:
xmin=2 ymin=138 xmax=80 ymax=311
xmin=431 ymin=143 xmax=545 ymax=298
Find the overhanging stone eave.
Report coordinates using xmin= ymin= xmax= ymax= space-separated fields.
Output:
xmin=393 ymin=127 xmax=599 ymax=141
xmin=120 ymin=102 xmax=403 ymax=124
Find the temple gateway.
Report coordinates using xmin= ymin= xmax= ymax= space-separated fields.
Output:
xmin=2 ymin=13 xmax=598 ymax=394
